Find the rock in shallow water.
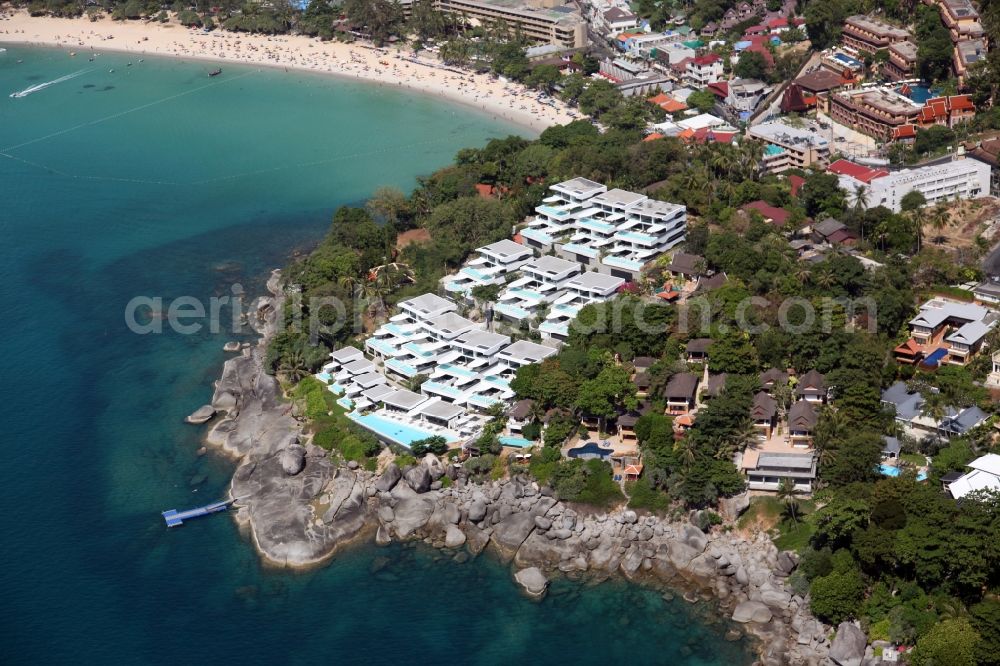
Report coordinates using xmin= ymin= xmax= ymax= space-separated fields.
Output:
xmin=185 ymin=405 xmax=216 ymax=424
xmin=514 ymin=567 xmax=549 ymax=598
xmin=444 ymin=525 xmax=466 ymax=549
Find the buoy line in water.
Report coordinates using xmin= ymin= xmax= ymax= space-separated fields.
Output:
xmin=1 ymin=135 xmax=470 ymax=188
xmin=2 ymin=69 xmax=257 ymax=153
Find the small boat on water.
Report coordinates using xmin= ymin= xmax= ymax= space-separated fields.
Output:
xmin=208 ymin=68 xmax=222 ymax=77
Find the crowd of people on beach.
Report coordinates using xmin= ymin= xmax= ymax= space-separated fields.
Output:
xmin=2 ymin=14 xmax=577 ymax=129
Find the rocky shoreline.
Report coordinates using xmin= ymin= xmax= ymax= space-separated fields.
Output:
xmin=189 ymin=273 xmax=855 ymax=666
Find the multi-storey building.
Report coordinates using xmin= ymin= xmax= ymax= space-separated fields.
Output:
xmin=403 ymin=0 xmax=589 ymax=48
xmin=538 ymin=271 xmax=625 ymax=340
xmin=841 ymin=15 xmax=911 ymax=52
xmin=829 ymin=87 xmax=923 ymax=141
xmin=883 ymin=40 xmax=918 ymax=81
xmin=832 ymin=158 xmax=990 ymax=213
xmin=683 ymin=53 xmax=724 ymax=88
xmin=902 ymin=298 xmax=998 ymax=366
xmin=441 ymin=239 xmax=534 ymax=298
xmin=955 ymin=39 xmax=987 ymax=83
xmin=520 ymin=178 xmax=687 ymax=281
xmin=748 ymin=121 xmax=831 ymax=174
xmin=495 ymin=255 xmax=582 ymax=324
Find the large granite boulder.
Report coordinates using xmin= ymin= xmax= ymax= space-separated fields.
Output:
xmin=776 ymin=550 xmax=799 ymax=576
xmin=514 ymin=567 xmax=549 ymax=598
xmin=829 ymin=622 xmax=866 ymax=666
xmin=444 ymin=525 xmax=467 ymax=549
xmin=732 ymin=601 xmax=774 ymax=624
xmin=391 ymin=496 xmax=436 ymax=538
xmin=231 ymin=457 xmax=365 ymax=568
xmin=468 ymin=498 xmax=487 ymax=522
xmin=375 ymin=464 xmax=401 ymax=492
xmin=404 ymin=465 xmax=432 ymax=493
xmin=279 ymin=446 xmax=306 ymax=476
xmin=491 ymin=512 xmax=537 ymax=561
xmin=185 ymin=405 xmax=216 ymax=424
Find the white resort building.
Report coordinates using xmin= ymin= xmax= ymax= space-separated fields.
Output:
xmin=441 ymin=239 xmax=534 ymax=298
xmin=520 ymin=177 xmax=687 ymax=281
xmin=539 ymin=271 xmax=625 ymax=340
xmin=495 ymin=255 xmax=582 ymax=324
xmin=318 ymin=176 xmax=686 ymax=450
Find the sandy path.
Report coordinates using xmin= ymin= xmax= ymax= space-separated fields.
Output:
xmin=0 ymin=11 xmax=578 ymax=133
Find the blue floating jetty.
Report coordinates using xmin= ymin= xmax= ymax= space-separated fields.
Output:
xmin=162 ymin=499 xmax=231 ymax=527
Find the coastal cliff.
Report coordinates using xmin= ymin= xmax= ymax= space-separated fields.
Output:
xmin=189 ymin=274 xmax=843 ymax=666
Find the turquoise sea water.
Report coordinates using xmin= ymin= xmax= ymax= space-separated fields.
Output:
xmin=0 ymin=45 xmax=751 ymax=664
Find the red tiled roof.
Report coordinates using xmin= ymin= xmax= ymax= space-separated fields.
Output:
xmin=707 ymin=81 xmax=729 ymax=97
xmin=893 ymin=124 xmax=917 ymax=139
xmin=828 ymin=159 xmax=889 ymax=184
xmin=643 ymin=132 xmax=665 ymax=142
xmin=767 ymin=17 xmax=788 ymax=29
xmin=647 ymin=93 xmax=672 ymax=106
xmin=745 ymin=25 xmax=767 ymax=35
xmin=951 ymin=95 xmax=975 ymax=111
xmin=660 ymin=97 xmax=688 ymax=113
xmin=826 ymin=228 xmax=858 ymax=245
xmin=742 ymin=200 xmax=790 ymax=225
xmin=789 ymin=175 xmax=805 ymax=198
xmin=692 ymin=53 xmax=722 ymax=66
xmin=746 ymin=42 xmax=774 ymax=67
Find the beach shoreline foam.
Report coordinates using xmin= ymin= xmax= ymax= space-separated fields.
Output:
xmin=0 ymin=11 xmax=577 ymax=133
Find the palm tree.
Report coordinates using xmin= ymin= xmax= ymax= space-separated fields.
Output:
xmin=930 ymin=203 xmax=950 ymax=244
xmin=776 ymin=478 xmax=802 ymax=524
xmin=278 ymin=347 xmax=309 ymax=383
xmin=674 ymin=436 xmax=698 ymax=470
xmin=906 ymin=211 xmax=923 ymax=253
xmin=793 ymin=264 xmax=812 ymax=285
xmin=815 ymin=269 xmax=836 ymax=290
xmin=852 ymin=184 xmax=870 ymax=216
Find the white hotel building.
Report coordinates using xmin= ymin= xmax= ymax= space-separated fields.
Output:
xmin=494 ymin=255 xmax=582 ymax=325
xmin=441 ymin=239 xmax=534 ymax=298
xmin=836 ymin=158 xmax=990 ymax=213
xmin=520 ymin=177 xmax=687 ymax=281
xmin=318 ymin=177 xmax=686 ymax=449
xmin=539 ymin=271 xmax=626 ymax=340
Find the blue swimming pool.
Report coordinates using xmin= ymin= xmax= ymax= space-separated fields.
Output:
xmin=567 ymin=441 xmax=613 ymax=460
xmin=348 ymin=412 xmax=438 ymax=447
xmin=499 ymin=436 xmax=535 ymax=448
xmin=900 ymin=85 xmax=936 ymax=104
xmin=879 ymin=463 xmax=927 ymax=481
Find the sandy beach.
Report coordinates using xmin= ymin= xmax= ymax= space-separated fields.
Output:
xmin=0 ymin=11 xmax=578 ymax=133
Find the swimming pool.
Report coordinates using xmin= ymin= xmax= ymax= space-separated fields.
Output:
xmin=879 ymin=463 xmax=927 ymax=481
xmin=498 ymin=436 xmax=534 ymax=448
xmin=348 ymin=411 xmax=439 ymax=447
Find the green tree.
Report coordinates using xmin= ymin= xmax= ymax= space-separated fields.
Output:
xmin=900 ymin=190 xmax=927 ymax=212
xmin=734 ymin=50 xmax=768 ymax=80
xmin=910 ymin=618 xmax=980 ymax=666
xmin=687 ymin=88 xmax=718 ymax=114
xmin=809 ymin=564 xmax=865 ymax=624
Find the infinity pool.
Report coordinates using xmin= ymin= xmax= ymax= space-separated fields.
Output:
xmin=348 ymin=412 xmax=438 ymax=447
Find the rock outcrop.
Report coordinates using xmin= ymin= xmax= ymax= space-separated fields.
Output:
xmin=829 ymin=622 xmax=866 ymax=666
xmin=514 ymin=567 xmax=549 ymax=598
xmin=185 ymin=405 xmax=216 ymax=424
xmin=195 ymin=270 xmax=829 ymax=664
